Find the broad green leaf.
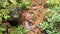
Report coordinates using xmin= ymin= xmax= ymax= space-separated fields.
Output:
xmin=0 ymin=17 xmax=2 ymax=24
xmin=2 ymin=0 xmax=8 ymax=7
xmin=40 ymin=22 xmax=48 ymax=30
xmin=9 ymin=0 xmax=17 ymax=5
xmin=0 ymin=27 xmax=6 ymax=31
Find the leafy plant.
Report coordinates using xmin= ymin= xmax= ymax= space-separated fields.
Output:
xmin=44 ymin=0 xmax=59 ymax=8
xmin=45 ymin=6 xmax=60 ymax=22
xmin=0 ymin=9 xmax=10 ymax=24
xmin=0 ymin=0 xmax=30 ymax=24
xmin=17 ymin=0 xmax=31 ymax=9
xmin=10 ymin=25 xmax=29 ymax=34
xmin=40 ymin=22 xmax=60 ymax=34
xmin=40 ymin=0 xmax=60 ymax=34
xmin=0 ymin=25 xmax=6 ymax=34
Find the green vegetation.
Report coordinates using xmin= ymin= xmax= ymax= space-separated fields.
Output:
xmin=0 ymin=0 xmax=30 ymax=23
xmin=44 ymin=0 xmax=59 ymax=8
xmin=40 ymin=0 xmax=60 ymax=34
xmin=10 ymin=25 xmax=29 ymax=34
xmin=0 ymin=0 xmax=30 ymax=34
xmin=0 ymin=25 xmax=6 ymax=34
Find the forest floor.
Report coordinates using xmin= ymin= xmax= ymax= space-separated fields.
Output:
xmin=22 ymin=0 xmax=47 ymax=34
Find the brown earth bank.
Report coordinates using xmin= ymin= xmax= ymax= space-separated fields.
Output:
xmin=22 ymin=0 xmax=47 ymax=34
